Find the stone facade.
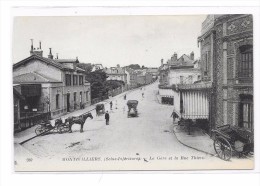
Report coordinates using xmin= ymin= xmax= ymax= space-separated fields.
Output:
xmin=212 ymin=15 xmax=253 ymax=134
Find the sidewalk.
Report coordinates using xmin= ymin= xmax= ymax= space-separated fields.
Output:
xmin=172 ymin=123 xmax=216 ymax=156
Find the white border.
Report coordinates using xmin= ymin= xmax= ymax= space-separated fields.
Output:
xmin=1 ymin=1 xmax=260 ymax=186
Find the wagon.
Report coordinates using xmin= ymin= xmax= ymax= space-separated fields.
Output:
xmin=127 ymin=100 xmax=138 ymax=117
xmin=211 ymin=124 xmax=254 ymax=161
xmin=96 ymin=103 xmax=105 ymax=116
xmin=35 ymin=118 xmax=70 ymax=135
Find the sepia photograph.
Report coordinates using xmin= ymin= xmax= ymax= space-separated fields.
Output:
xmin=12 ymin=14 xmax=254 ymax=171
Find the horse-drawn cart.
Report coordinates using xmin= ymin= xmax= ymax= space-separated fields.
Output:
xmin=96 ymin=103 xmax=105 ymax=116
xmin=127 ymin=100 xmax=138 ymax=117
xmin=212 ymin=124 xmax=254 ymax=161
xmin=35 ymin=118 xmax=70 ymax=136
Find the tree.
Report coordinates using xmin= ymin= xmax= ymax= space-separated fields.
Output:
xmin=104 ymin=80 xmax=125 ymax=90
xmin=127 ymin=64 xmax=141 ymax=70
xmin=76 ymin=63 xmax=93 ymax=73
xmin=85 ymin=70 xmax=108 ymax=99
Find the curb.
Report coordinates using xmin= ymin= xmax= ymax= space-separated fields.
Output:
xmin=172 ymin=125 xmax=216 ymax=157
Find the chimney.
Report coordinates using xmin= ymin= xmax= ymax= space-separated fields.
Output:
xmin=30 ymin=39 xmax=33 ymax=51
xmin=161 ymin=59 xmax=164 ymax=66
xmin=117 ymin=64 xmax=120 ymax=68
xmin=48 ymin=48 xmax=53 ymax=59
xmin=30 ymin=39 xmax=43 ymax=57
xmin=173 ymin=52 xmax=178 ymax=61
xmin=56 ymin=53 xmax=59 ymax=59
xmin=39 ymin=41 xmax=41 ymax=49
xmin=76 ymin=57 xmax=79 ymax=63
xmin=29 ymin=39 xmax=34 ymax=56
xmin=190 ymin=51 xmax=194 ymax=60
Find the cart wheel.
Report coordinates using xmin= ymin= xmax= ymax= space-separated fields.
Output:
xmin=58 ymin=126 xmax=68 ymax=134
xmin=214 ymin=136 xmax=232 ymax=161
xmin=35 ymin=126 xmax=44 ymax=136
xmin=57 ymin=126 xmax=63 ymax=134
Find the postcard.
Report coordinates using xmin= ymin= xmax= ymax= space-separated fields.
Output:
xmin=13 ymin=14 xmax=254 ymax=171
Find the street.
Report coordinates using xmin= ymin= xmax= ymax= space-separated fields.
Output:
xmin=15 ymin=81 xmax=253 ymax=171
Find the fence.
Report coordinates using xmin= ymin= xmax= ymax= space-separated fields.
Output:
xmin=19 ymin=112 xmax=50 ymax=130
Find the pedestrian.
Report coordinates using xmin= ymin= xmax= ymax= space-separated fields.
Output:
xmin=105 ymin=111 xmax=110 ymax=125
xmin=110 ymin=101 xmax=113 ymax=110
xmin=142 ymin=92 xmax=144 ymax=98
xmin=171 ymin=107 xmax=179 ymax=123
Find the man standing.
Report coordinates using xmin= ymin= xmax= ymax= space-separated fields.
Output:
xmin=105 ymin=111 xmax=110 ymax=125
xmin=110 ymin=101 xmax=113 ymax=110
xmin=171 ymin=107 xmax=179 ymax=123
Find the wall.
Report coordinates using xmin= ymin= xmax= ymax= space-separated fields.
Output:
xmin=200 ymin=33 xmax=213 ymax=81
xmin=145 ymin=73 xmax=153 ymax=84
xmin=213 ymin=14 xmax=253 ymax=130
xmin=13 ymin=59 xmax=62 ymax=81
xmin=136 ymin=75 xmax=146 ymax=85
xmin=168 ymin=68 xmax=201 ymax=85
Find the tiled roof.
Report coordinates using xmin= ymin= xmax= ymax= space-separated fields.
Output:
xmin=13 ymin=72 xmax=61 ymax=84
xmin=54 ymin=59 xmax=79 ymax=63
xmin=13 ymin=55 xmax=72 ymax=71
xmin=169 ymin=54 xmax=194 ymax=68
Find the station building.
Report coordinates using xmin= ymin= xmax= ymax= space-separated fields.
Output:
xmin=13 ymin=41 xmax=91 ymax=130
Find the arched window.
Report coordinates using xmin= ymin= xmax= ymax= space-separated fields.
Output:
xmin=239 ymin=45 xmax=253 ymax=78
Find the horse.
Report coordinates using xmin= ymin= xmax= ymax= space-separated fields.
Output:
xmin=65 ymin=112 xmax=93 ymax=133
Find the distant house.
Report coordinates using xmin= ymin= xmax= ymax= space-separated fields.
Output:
xmin=104 ymin=64 xmax=127 ymax=84
xmin=135 ymin=69 xmax=153 ymax=86
xmin=91 ymin=64 xmax=104 ymax=72
xmin=158 ymin=52 xmax=201 ymax=115
xmin=125 ymin=67 xmax=138 ymax=89
xmin=146 ymin=67 xmax=159 ymax=79
xmin=13 ymin=41 xmax=91 ymax=130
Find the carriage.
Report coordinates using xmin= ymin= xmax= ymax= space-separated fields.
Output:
xmin=96 ymin=103 xmax=105 ymax=116
xmin=211 ymin=124 xmax=254 ymax=161
xmin=35 ymin=118 xmax=70 ymax=136
xmin=127 ymin=100 xmax=138 ymax=117
xmin=35 ymin=112 xmax=93 ymax=135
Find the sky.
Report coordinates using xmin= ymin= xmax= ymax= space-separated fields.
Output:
xmin=13 ymin=15 xmax=207 ymax=68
